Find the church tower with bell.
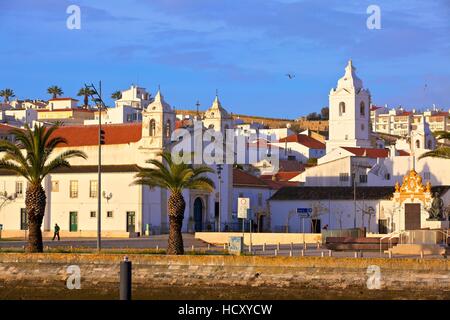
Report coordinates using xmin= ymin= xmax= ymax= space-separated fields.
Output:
xmin=140 ymin=89 xmax=176 ymax=153
xmin=326 ymin=60 xmax=372 ymax=153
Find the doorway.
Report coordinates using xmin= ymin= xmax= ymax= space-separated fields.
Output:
xmin=404 ymin=203 xmax=421 ymax=230
xmin=69 ymin=212 xmax=78 ymax=232
xmin=126 ymin=211 xmax=136 ymax=232
xmin=311 ymin=219 xmax=321 ymax=233
xmin=194 ymin=197 xmax=203 ymax=232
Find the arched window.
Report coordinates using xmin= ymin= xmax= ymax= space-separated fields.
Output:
xmin=208 ymin=124 xmax=214 ymax=129
xmin=149 ymin=119 xmax=156 ymax=136
xmin=360 ymin=101 xmax=365 ymax=116
xmin=416 ymin=140 xmax=420 ymax=149
xmin=427 ymin=140 xmax=432 ymax=149
xmin=339 ymin=102 xmax=346 ymax=115
xmin=165 ymin=120 xmax=171 ymax=139
xmin=361 ymin=123 xmax=365 ymax=131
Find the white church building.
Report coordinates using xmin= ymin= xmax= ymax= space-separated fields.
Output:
xmin=0 ymin=91 xmax=236 ymax=237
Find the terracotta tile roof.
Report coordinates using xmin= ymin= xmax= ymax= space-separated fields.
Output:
xmin=48 ymin=97 xmax=79 ymax=101
xmin=278 ymin=160 xmax=306 ymax=172
xmin=51 ymin=123 xmax=142 ymax=147
xmin=278 ymin=134 xmax=325 ymax=149
xmin=233 ymin=169 xmax=269 ymax=188
xmin=0 ymin=165 xmax=139 ymax=175
xmin=0 ymin=124 xmax=20 ymax=133
xmin=37 ymin=108 xmax=94 ymax=113
xmin=261 ymin=171 xmax=301 ymax=182
xmin=342 ymin=147 xmax=389 ymax=158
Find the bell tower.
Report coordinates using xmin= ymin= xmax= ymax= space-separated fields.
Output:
xmin=203 ymin=95 xmax=233 ymax=133
xmin=140 ymin=89 xmax=175 ymax=152
xmin=326 ymin=60 xmax=372 ymax=153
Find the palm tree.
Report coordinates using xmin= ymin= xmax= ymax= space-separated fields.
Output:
xmin=132 ymin=152 xmax=215 ymax=255
xmin=111 ymin=91 xmax=122 ymax=100
xmin=47 ymin=86 xmax=64 ymax=99
xmin=0 ymin=124 xmax=87 ymax=252
xmin=419 ymin=131 xmax=450 ymax=160
xmin=77 ymin=87 xmax=94 ymax=109
xmin=0 ymin=88 xmax=15 ymax=103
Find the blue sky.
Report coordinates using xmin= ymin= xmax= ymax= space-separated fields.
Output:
xmin=1 ymin=0 xmax=449 ymax=118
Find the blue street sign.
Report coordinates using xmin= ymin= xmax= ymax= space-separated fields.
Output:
xmin=297 ymin=208 xmax=312 ymax=214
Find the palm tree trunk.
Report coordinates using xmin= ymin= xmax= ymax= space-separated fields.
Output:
xmin=167 ymin=191 xmax=185 ymax=255
xmin=25 ymin=184 xmax=46 ymax=253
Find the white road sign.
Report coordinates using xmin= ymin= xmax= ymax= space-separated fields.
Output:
xmin=237 ymin=197 xmax=250 ymax=219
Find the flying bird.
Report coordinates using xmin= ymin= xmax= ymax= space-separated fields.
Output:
xmin=286 ymin=73 xmax=295 ymax=79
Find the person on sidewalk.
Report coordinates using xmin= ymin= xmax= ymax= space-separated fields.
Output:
xmin=52 ymin=223 xmax=60 ymax=241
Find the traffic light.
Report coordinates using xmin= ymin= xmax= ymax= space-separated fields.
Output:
xmin=100 ymin=129 xmax=106 ymax=145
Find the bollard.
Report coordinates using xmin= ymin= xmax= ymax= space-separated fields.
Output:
xmin=316 ymin=241 xmax=320 ymax=249
xmin=289 ymin=250 xmax=293 ymax=257
xmin=277 ymin=243 xmax=280 ymax=251
xmin=207 ymin=244 xmax=210 ymax=250
xmin=303 ymin=242 xmax=307 ymax=250
xmin=120 ymin=256 xmax=132 ymax=300
xmin=290 ymin=242 xmax=293 ymax=251
xmin=274 ymin=249 xmax=278 ymax=256
xmin=262 ymin=243 xmax=266 ymax=252
xmin=328 ymin=250 xmax=332 ymax=257
xmin=321 ymin=251 xmax=324 ymax=257
xmin=191 ymin=245 xmax=195 ymax=252
xmin=223 ymin=243 xmax=227 ymax=250
xmin=354 ymin=251 xmax=358 ymax=258
xmin=156 ymin=245 xmax=159 ymax=252
xmin=420 ymin=250 xmax=424 ymax=259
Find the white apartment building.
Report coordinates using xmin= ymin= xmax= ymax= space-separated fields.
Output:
xmin=115 ymin=85 xmax=152 ymax=110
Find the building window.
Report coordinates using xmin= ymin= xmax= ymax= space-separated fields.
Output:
xmin=427 ymin=140 xmax=432 ymax=149
xmin=345 ymin=134 xmax=348 ymax=140
xmin=70 ymin=180 xmax=78 ymax=198
xmin=15 ymin=181 xmax=23 ymax=198
xmin=360 ymin=101 xmax=365 ymax=116
xmin=361 ymin=123 xmax=365 ymax=131
xmin=165 ymin=120 xmax=171 ymax=138
xmin=149 ymin=119 xmax=156 ymax=136
xmin=423 ymin=171 xmax=431 ymax=180
xmin=89 ymin=180 xmax=98 ymax=198
xmin=378 ymin=219 xmax=388 ymax=234
xmin=339 ymin=102 xmax=346 ymax=115
xmin=90 ymin=211 xmax=96 ymax=218
xmin=339 ymin=173 xmax=349 ymax=182
xmin=416 ymin=140 xmax=420 ymax=148
xmin=258 ymin=193 xmax=263 ymax=207
xmin=51 ymin=181 xmax=59 ymax=192
xmin=384 ymin=173 xmax=391 ymax=180
xmin=359 ymin=174 xmax=368 ymax=183
xmin=107 ymin=211 xmax=113 ymax=218
xmin=20 ymin=208 xmax=27 ymax=230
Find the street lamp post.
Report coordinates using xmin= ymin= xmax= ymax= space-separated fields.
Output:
xmin=85 ymin=82 xmax=106 ymax=251
xmin=216 ymin=164 xmax=223 ymax=232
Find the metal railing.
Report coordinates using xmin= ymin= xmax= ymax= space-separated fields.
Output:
xmin=379 ymin=231 xmax=403 ymax=257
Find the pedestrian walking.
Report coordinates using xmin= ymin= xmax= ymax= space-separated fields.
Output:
xmin=52 ymin=223 xmax=60 ymax=241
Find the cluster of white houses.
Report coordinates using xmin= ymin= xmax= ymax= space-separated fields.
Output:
xmin=0 ymin=60 xmax=449 ymax=237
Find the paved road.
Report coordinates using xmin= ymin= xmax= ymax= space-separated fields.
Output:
xmin=0 ymin=235 xmax=446 ymax=259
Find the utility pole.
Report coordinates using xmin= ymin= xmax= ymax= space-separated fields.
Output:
xmin=353 ymin=164 xmax=357 ymax=228
xmin=85 ymin=82 xmax=106 ymax=251
xmin=216 ymin=164 xmax=223 ymax=232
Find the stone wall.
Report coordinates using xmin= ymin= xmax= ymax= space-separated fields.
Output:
xmin=0 ymin=253 xmax=449 ymax=299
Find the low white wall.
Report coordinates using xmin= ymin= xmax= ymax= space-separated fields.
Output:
xmin=195 ymin=232 xmax=322 ymax=245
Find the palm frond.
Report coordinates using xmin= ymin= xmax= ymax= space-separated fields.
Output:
xmin=418 ymin=147 xmax=450 ymax=160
